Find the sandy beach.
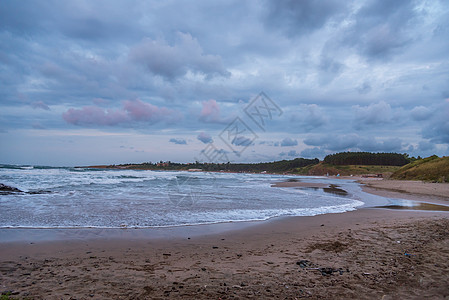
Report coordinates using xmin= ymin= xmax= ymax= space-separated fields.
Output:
xmin=358 ymin=178 xmax=449 ymax=201
xmin=1 ymin=179 xmax=449 ymax=299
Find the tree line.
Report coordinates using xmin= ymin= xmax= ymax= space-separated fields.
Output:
xmin=100 ymin=158 xmax=319 ymax=173
xmin=94 ymin=151 xmax=416 ymax=172
xmin=323 ymin=152 xmax=410 ymax=166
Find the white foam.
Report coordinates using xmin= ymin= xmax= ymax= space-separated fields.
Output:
xmin=0 ymin=166 xmax=372 ymax=228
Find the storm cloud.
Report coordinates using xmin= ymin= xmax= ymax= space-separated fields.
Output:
xmin=1 ymin=0 xmax=448 ymax=165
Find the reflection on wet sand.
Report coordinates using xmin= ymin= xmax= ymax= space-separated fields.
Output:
xmin=300 ymin=184 xmax=349 ymax=197
xmin=376 ymin=202 xmax=449 ymax=212
xmin=323 ymin=184 xmax=348 ymax=196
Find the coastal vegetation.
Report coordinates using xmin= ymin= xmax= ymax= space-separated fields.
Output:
xmin=293 ymin=162 xmax=401 ymax=176
xmin=391 ymin=155 xmax=449 ymax=182
xmin=323 ymin=152 xmax=411 ymax=166
xmin=86 ymin=152 xmax=448 ymax=181
xmin=88 ymin=158 xmax=319 ymax=174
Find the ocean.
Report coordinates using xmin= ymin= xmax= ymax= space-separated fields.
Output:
xmin=0 ymin=165 xmax=390 ymax=229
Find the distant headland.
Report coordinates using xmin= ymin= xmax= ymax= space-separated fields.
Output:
xmin=81 ymin=152 xmax=449 ymax=183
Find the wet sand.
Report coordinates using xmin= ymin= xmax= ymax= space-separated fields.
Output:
xmin=271 ymin=181 xmax=328 ymax=188
xmin=1 ymin=180 xmax=449 ymax=299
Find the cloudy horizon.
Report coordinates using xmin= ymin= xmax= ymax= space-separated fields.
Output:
xmin=1 ymin=0 xmax=448 ymax=166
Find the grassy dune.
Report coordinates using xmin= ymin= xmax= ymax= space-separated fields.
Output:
xmin=294 ymin=162 xmax=400 ymax=176
xmin=390 ymin=156 xmax=449 ymax=182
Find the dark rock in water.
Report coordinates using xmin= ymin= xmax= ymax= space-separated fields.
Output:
xmin=0 ymin=183 xmax=53 ymax=195
xmin=0 ymin=183 xmax=23 ymax=194
xmin=27 ymin=190 xmax=52 ymax=195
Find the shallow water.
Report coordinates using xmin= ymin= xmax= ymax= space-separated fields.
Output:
xmin=0 ymin=164 xmax=423 ymax=228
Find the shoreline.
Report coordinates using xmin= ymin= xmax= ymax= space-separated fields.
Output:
xmin=1 ymin=177 xmax=448 ymax=243
xmin=1 ymin=178 xmax=448 ymax=298
xmin=1 ymin=209 xmax=448 ymax=299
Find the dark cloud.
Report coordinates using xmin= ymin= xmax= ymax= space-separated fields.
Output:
xmin=264 ymin=0 xmax=348 ymax=37
xmin=356 ymin=81 xmax=372 ymax=94
xmin=422 ymin=102 xmax=449 ymax=144
xmin=129 ymin=33 xmax=230 ymax=81
xmin=259 ymin=141 xmax=279 ymax=146
xmin=353 ymin=101 xmax=392 ymax=129
xmin=417 ymin=140 xmax=436 ymax=152
xmin=304 ymin=134 xmax=359 ymax=151
xmin=0 ymin=1 xmax=145 ymax=42
xmin=231 ymin=136 xmax=253 ymax=147
xmin=32 ymin=122 xmax=45 ymax=129
xmin=280 ymin=137 xmax=298 ymax=147
xmin=290 ymin=104 xmax=328 ymax=131
xmin=346 ymin=0 xmax=419 ymax=60
xmin=300 ymin=147 xmax=326 ymax=159
xmin=410 ymin=106 xmax=432 ymax=121
xmin=279 ymin=150 xmax=299 ymax=157
xmin=31 ymin=101 xmax=50 ymax=110
xmin=303 ymin=133 xmax=404 ymax=153
xmin=169 ymin=138 xmax=187 ymax=145
xmin=358 ymin=137 xmax=403 ymax=152
xmin=1 ymin=0 xmax=449 ymax=165
xmin=318 ymin=56 xmax=345 ymax=85
xmin=197 ymin=132 xmax=213 ymax=144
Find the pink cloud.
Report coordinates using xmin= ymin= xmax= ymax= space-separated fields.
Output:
xmin=123 ymin=99 xmax=173 ymax=122
xmin=63 ymin=99 xmax=181 ymax=126
xmin=63 ymin=106 xmax=129 ymax=126
xmin=199 ymin=99 xmax=224 ymax=123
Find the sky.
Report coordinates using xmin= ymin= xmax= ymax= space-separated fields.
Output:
xmin=1 ymin=0 xmax=449 ymax=166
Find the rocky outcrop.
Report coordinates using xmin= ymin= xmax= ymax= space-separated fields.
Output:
xmin=0 ymin=183 xmax=23 ymax=194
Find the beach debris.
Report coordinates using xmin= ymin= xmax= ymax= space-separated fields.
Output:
xmin=404 ymin=252 xmax=415 ymax=257
xmin=212 ymin=246 xmax=219 ymax=249
xmin=306 ymin=267 xmax=347 ymax=276
xmin=297 ymin=260 xmax=347 ymax=276
xmin=296 ymin=260 xmax=311 ymax=268
xmin=2 ymin=291 xmax=19 ymax=296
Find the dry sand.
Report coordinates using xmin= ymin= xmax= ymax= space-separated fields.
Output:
xmin=1 ymin=180 xmax=449 ymax=299
xmin=358 ymin=178 xmax=449 ymax=201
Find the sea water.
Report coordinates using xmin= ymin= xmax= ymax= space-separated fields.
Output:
xmin=0 ymin=165 xmax=390 ymax=228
